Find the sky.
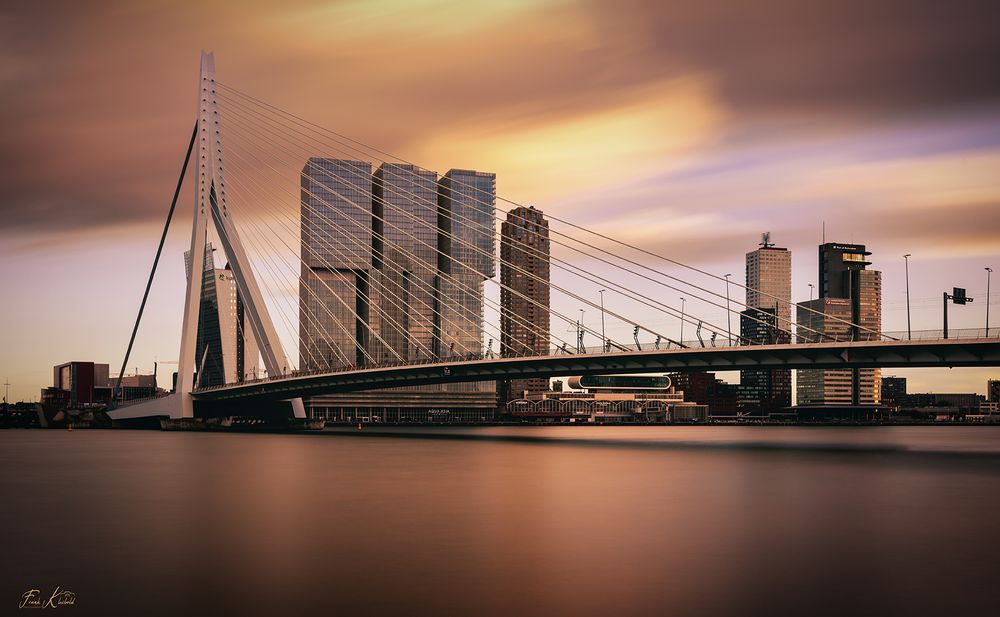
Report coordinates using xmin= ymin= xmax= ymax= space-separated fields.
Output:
xmin=1 ymin=0 xmax=999 ymax=402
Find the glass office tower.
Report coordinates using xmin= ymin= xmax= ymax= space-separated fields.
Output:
xmin=299 ymin=158 xmax=373 ymax=368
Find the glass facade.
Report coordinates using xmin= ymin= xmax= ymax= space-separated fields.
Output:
xmin=435 ymin=169 xmax=496 ymax=359
xmin=296 ymin=160 xmax=497 ymax=407
xmin=372 ymin=163 xmax=439 ymax=361
xmin=299 ymin=159 xmax=373 ymax=369
xmin=738 ymin=307 xmax=792 ymax=413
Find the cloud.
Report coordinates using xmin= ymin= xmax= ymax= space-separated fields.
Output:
xmin=585 ymin=0 xmax=1000 ymax=116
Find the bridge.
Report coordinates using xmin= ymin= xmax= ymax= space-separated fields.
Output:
xmin=110 ymin=52 xmax=999 ymax=421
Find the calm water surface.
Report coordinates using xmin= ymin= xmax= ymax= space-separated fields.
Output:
xmin=2 ymin=426 xmax=1000 ymax=616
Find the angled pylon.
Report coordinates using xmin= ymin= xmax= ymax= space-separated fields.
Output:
xmin=172 ymin=52 xmax=304 ymax=418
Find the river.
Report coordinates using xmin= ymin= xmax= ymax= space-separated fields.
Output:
xmin=2 ymin=426 xmax=999 ymax=616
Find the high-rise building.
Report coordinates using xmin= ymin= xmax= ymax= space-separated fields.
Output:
xmin=746 ymin=235 xmax=792 ymax=330
xmin=299 ymin=158 xmax=373 ymax=368
xmin=796 ymin=296 xmax=881 ymax=405
xmin=436 ymin=169 xmax=496 ymax=357
xmin=299 ymin=160 xmax=498 ymax=420
xmin=740 ymin=235 xmax=792 ymax=413
xmin=498 ymin=206 xmax=550 ymax=402
xmin=796 ymin=298 xmax=855 ymax=405
xmin=216 ymin=265 xmax=261 ymax=381
xmin=738 ymin=307 xmax=791 ymax=413
xmin=988 ymin=379 xmax=1000 ymax=402
xmin=372 ymin=163 xmax=439 ymax=361
xmin=796 ymin=242 xmax=882 ymax=406
xmin=184 ymin=242 xmax=260 ymax=385
xmin=819 ymin=243 xmax=871 ymax=300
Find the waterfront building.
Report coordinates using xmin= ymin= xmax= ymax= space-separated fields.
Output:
xmin=51 ymin=361 xmax=109 ymax=405
xmin=668 ymin=372 xmax=739 ymax=415
xmin=881 ymin=376 xmax=907 ymax=407
xmin=739 ymin=235 xmax=792 ymax=414
xmin=988 ymin=379 xmax=1000 ymax=402
xmin=796 ymin=297 xmax=881 ymax=405
xmin=797 ymin=298 xmax=855 ymax=404
xmin=895 ymin=392 xmax=983 ymax=412
xmin=298 ymin=161 xmax=497 ymax=419
xmin=299 ymin=158 xmax=373 ymax=368
xmin=371 ymin=163 xmax=439 ymax=361
xmin=797 ymin=242 xmax=882 ymax=405
xmin=503 ymin=375 xmax=707 ymax=423
xmin=498 ymin=206 xmax=550 ymax=403
xmin=436 ymin=169 xmax=495 ymax=358
xmin=738 ymin=308 xmax=792 ymax=413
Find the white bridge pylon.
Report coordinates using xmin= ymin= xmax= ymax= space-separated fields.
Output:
xmin=114 ymin=52 xmax=304 ymax=420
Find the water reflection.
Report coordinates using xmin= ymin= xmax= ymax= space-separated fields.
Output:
xmin=1 ymin=427 xmax=998 ymax=616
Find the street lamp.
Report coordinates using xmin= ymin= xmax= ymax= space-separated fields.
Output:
xmin=679 ymin=297 xmax=686 ymax=344
xmin=987 ymin=267 xmax=993 ymax=337
xmin=724 ymin=274 xmax=732 ymax=345
xmin=598 ymin=289 xmax=607 ymax=349
xmin=904 ymin=254 xmax=912 ymax=340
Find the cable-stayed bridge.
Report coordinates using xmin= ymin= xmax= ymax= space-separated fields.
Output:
xmin=110 ymin=53 xmax=1000 ymax=421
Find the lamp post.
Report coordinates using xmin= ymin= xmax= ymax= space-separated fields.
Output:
xmin=904 ymin=254 xmax=912 ymax=340
xmin=724 ymin=274 xmax=732 ymax=345
xmin=680 ymin=297 xmax=686 ymax=344
xmin=987 ymin=267 xmax=993 ymax=337
xmin=598 ymin=289 xmax=607 ymax=349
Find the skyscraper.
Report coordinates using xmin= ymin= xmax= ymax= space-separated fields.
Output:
xmin=739 ymin=235 xmax=792 ymax=413
xmin=298 ymin=160 xmax=498 ymax=420
xmin=746 ymin=234 xmax=792 ymax=330
xmin=796 ymin=297 xmax=856 ymax=405
xmin=299 ymin=158 xmax=373 ymax=368
xmin=436 ymin=169 xmax=496 ymax=358
xmin=498 ymin=206 xmax=550 ymax=402
xmin=184 ymin=242 xmax=260 ymax=385
xmin=372 ymin=163 xmax=439 ymax=361
xmin=797 ymin=242 xmax=882 ymax=405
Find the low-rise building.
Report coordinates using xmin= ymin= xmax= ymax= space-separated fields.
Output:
xmin=502 ymin=375 xmax=708 ymax=423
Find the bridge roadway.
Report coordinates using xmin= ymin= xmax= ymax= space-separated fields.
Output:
xmin=193 ymin=338 xmax=1000 ymax=404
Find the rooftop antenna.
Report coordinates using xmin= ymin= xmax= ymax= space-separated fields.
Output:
xmin=760 ymin=232 xmax=774 ymax=248
xmin=822 ymin=221 xmax=826 ymax=244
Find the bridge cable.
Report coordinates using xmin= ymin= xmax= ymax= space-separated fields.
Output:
xmin=218 ymin=91 xmax=828 ymax=346
xmin=222 ymin=128 xmax=557 ymax=360
xmin=114 ymin=121 xmax=198 ymax=402
xmin=217 ymin=84 xmax=888 ymax=342
xmin=221 ymin=110 xmax=641 ymax=353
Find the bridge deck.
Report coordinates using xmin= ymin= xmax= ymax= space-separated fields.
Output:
xmin=192 ymin=338 xmax=1000 ymax=403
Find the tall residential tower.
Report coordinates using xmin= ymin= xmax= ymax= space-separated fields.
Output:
xmin=738 ymin=234 xmax=792 ymax=413
xmin=498 ymin=206 xmax=550 ymax=402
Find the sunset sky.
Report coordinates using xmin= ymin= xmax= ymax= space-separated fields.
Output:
xmin=1 ymin=0 xmax=999 ymax=401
